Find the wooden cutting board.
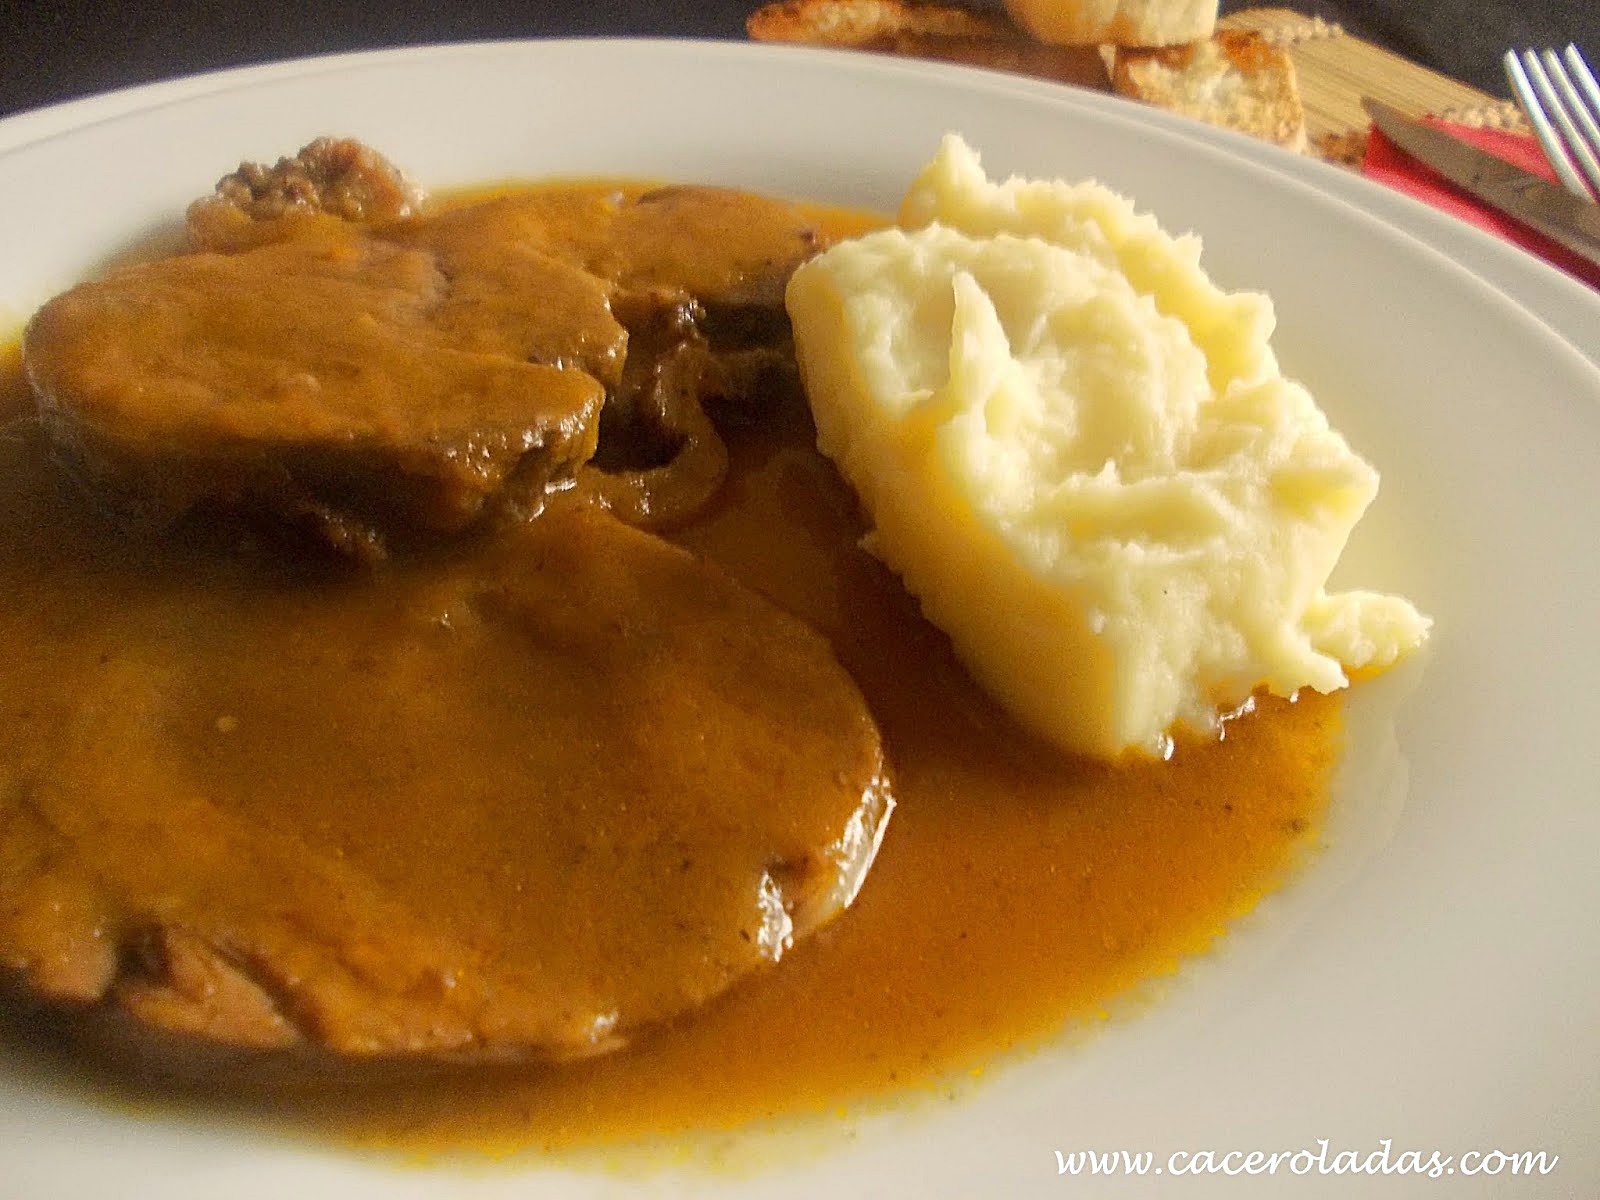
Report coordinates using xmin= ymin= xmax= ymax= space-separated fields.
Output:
xmin=744 ymin=3 xmax=1527 ymax=166
xmin=1219 ymin=7 xmax=1526 ymax=164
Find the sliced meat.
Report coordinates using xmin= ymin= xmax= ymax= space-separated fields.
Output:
xmin=24 ymin=153 xmax=824 ymax=555
xmin=24 ymin=224 xmax=614 ymax=554
xmin=394 ymin=182 xmax=823 ymax=316
xmin=595 ymin=184 xmax=825 ymax=312
xmin=0 ymin=435 xmax=892 ymax=1062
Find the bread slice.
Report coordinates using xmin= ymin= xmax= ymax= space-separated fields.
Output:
xmin=747 ymin=0 xmax=1009 ymax=44
xmin=1004 ymin=0 xmax=1217 ymax=47
xmin=1113 ymin=30 xmax=1308 ymax=151
xmin=746 ymin=0 xmax=1111 ymax=90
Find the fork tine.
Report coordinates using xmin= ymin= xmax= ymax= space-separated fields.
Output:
xmin=1563 ymin=45 xmax=1600 ymax=143
xmin=1538 ymin=49 xmax=1600 ymax=197
xmin=1504 ymin=50 xmax=1593 ymax=198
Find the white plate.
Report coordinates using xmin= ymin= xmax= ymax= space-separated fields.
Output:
xmin=2 ymin=39 xmax=1598 ymax=1200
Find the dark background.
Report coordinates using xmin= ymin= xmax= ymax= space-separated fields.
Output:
xmin=1 ymin=1 xmax=1597 ymax=120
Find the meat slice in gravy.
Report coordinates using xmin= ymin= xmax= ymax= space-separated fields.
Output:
xmin=23 ymin=146 xmax=823 ymax=554
xmin=0 ymin=426 xmax=891 ymax=1060
xmin=4 ymin=149 xmax=887 ymax=1064
xmin=392 ymin=182 xmax=821 ymax=316
xmin=23 ymin=228 xmax=613 ymax=558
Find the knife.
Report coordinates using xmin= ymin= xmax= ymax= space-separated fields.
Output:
xmin=1362 ymin=97 xmax=1600 ymax=273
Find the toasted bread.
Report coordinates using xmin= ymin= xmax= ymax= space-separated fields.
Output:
xmin=1004 ymin=0 xmax=1217 ymax=47
xmin=746 ymin=0 xmax=1111 ymax=90
xmin=747 ymin=0 xmax=1009 ymax=44
xmin=1113 ymin=30 xmax=1307 ymax=151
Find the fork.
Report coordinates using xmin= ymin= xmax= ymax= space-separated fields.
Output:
xmin=1504 ymin=45 xmax=1600 ymax=201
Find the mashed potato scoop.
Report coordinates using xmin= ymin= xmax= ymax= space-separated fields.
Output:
xmin=786 ymin=134 xmax=1428 ymax=759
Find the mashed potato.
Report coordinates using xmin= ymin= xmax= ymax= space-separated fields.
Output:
xmin=786 ymin=134 xmax=1428 ymax=759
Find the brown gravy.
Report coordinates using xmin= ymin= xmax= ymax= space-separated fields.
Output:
xmin=0 ymin=186 xmax=1339 ymax=1155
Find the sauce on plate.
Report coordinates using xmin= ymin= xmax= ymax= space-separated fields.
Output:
xmin=0 ymin=185 xmax=1339 ymax=1155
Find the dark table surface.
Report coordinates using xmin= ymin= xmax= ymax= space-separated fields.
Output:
xmin=1 ymin=1 xmax=1597 ymax=122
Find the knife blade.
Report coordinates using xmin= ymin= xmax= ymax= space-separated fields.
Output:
xmin=1362 ymin=97 xmax=1600 ymax=273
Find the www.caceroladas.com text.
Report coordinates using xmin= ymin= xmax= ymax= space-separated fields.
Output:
xmin=1054 ymin=1139 xmax=1558 ymax=1180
